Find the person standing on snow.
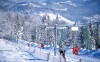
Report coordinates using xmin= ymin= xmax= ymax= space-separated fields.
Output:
xmin=41 ymin=42 xmax=44 ymax=49
xmin=74 ymin=45 xmax=79 ymax=55
xmin=59 ymin=42 xmax=66 ymax=62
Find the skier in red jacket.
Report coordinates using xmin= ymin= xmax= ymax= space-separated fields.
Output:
xmin=74 ymin=46 xmax=79 ymax=55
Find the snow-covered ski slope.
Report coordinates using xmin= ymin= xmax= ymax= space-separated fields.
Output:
xmin=0 ymin=39 xmax=100 ymax=62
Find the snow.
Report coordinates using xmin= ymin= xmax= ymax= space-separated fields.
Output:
xmin=54 ymin=8 xmax=68 ymax=11
xmin=58 ymin=1 xmax=77 ymax=7
xmin=71 ymin=27 xmax=79 ymax=31
xmin=29 ymin=3 xmax=41 ymax=7
xmin=52 ymin=1 xmax=77 ymax=7
xmin=42 ymin=3 xmax=47 ymax=5
xmin=20 ymin=3 xmax=41 ymax=7
xmin=0 ymin=39 xmax=100 ymax=62
xmin=39 ymin=12 xmax=75 ymax=25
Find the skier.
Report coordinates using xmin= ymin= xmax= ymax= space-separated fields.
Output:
xmin=59 ymin=42 xmax=66 ymax=62
xmin=72 ymin=44 xmax=75 ymax=54
xmin=40 ymin=42 xmax=44 ymax=49
xmin=72 ymin=47 xmax=75 ymax=54
xmin=74 ymin=45 xmax=79 ymax=55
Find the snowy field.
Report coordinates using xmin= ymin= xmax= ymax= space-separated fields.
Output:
xmin=0 ymin=39 xmax=100 ymax=62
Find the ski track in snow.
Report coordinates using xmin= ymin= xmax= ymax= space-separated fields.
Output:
xmin=0 ymin=39 xmax=100 ymax=62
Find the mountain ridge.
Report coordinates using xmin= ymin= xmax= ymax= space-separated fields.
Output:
xmin=0 ymin=0 xmax=100 ymax=24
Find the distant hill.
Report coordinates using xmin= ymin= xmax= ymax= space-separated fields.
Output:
xmin=0 ymin=0 xmax=100 ymax=24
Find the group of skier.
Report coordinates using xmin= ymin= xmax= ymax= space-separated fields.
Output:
xmin=39 ymin=41 xmax=79 ymax=62
xmin=59 ymin=42 xmax=79 ymax=62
